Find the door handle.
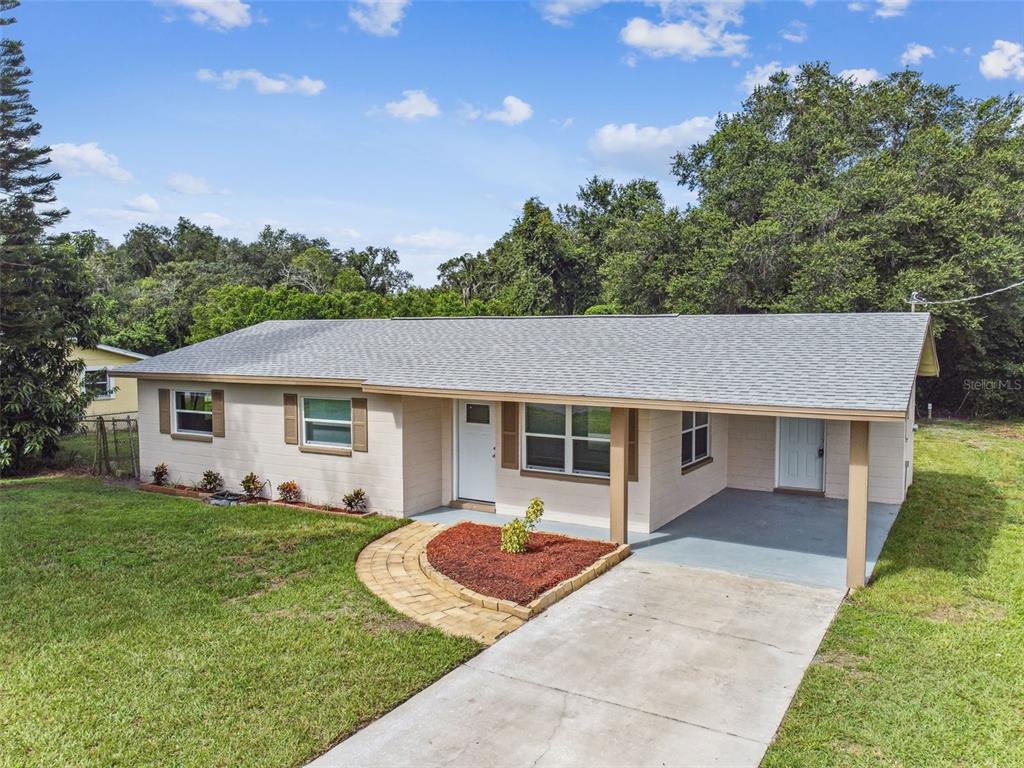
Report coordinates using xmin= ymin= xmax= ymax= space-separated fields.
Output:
xmin=818 ymin=446 xmax=824 ymax=457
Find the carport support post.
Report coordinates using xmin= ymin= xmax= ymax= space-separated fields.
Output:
xmin=846 ymin=420 xmax=870 ymax=589
xmin=610 ymin=407 xmax=629 ymax=545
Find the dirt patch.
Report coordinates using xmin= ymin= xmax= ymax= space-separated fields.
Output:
xmin=815 ymin=648 xmax=872 ymax=679
xmin=425 ymin=522 xmax=617 ymax=605
xmin=926 ymin=597 xmax=1007 ymax=624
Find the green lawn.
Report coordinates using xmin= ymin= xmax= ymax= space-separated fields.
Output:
xmin=0 ymin=477 xmax=480 ymax=768
xmin=764 ymin=420 xmax=1024 ymax=767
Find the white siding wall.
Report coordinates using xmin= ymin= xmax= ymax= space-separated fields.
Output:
xmin=440 ymin=399 xmax=454 ymax=504
xmin=401 ymin=396 xmax=445 ymax=515
xmin=824 ymin=419 xmax=909 ymax=504
xmin=904 ymin=384 xmax=916 ymax=490
xmin=727 ymin=415 xmax=777 ymax=491
xmin=648 ymin=410 xmax=728 ymax=531
xmin=137 ymin=380 xmax=407 ymax=515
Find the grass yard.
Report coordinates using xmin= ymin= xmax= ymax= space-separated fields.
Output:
xmin=0 ymin=477 xmax=480 ymax=768
xmin=764 ymin=420 xmax=1024 ymax=767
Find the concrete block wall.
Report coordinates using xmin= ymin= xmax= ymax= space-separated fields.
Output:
xmin=648 ymin=410 xmax=728 ymax=531
xmin=138 ymin=380 xmax=407 ymax=515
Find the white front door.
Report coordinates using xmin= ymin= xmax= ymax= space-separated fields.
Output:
xmin=777 ymin=417 xmax=825 ymax=491
xmin=457 ymin=401 xmax=496 ymax=502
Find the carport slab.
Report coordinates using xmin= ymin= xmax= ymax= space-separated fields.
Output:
xmin=309 ymin=558 xmax=843 ymax=768
xmin=416 ymin=488 xmax=900 ymax=590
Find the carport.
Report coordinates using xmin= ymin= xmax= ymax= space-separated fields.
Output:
xmin=416 ymin=487 xmax=901 ymax=591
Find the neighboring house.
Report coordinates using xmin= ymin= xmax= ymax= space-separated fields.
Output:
xmin=115 ymin=313 xmax=938 ymax=588
xmin=74 ymin=344 xmax=149 ymax=417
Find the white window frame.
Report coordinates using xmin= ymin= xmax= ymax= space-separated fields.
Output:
xmin=681 ymin=411 xmax=711 ymax=468
xmin=522 ymin=403 xmax=611 ymax=478
xmin=300 ymin=396 xmax=353 ymax=449
xmin=173 ymin=389 xmax=213 ymax=435
xmin=81 ymin=367 xmax=115 ymax=400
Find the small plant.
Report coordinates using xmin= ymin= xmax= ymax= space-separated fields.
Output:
xmin=500 ymin=497 xmax=544 ymax=554
xmin=240 ymin=472 xmax=263 ymax=499
xmin=197 ymin=469 xmax=223 ymax=493
xmin=277 ymin=480 xmax=301 ymax=503
xmin=342 ymin=488 xmax=368 ymax=513
xmin=152 ymin=463 xmax=169 ymax=486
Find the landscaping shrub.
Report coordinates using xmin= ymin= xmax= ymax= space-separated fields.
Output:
xmin=276 ymin=480 xmax=301 ymax=503
xmin=342 ymin=488 xmax=368 ymax=513
xmin=152 ymin=463 xmax=169 ymax=486
xmin=197 ymin=470 xmax=223 ymax=493
xmin=500 ymin=497 xmax=544 ymax=554
xmin=240 ymin=472 xmax=263 ymax=499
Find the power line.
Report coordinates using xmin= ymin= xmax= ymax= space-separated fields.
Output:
xmin=907 ymin=279 xmax=1024 ymax=310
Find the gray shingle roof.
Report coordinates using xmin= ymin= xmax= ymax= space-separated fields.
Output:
xmin=115 ymin=313 xmax=932 ymax=414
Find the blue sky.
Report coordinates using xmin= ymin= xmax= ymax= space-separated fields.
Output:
xmin=17 ymin=0 xmax=1024 ymax=284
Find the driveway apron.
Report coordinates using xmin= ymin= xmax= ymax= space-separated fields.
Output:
xmin=309 ymin=557 xmax=843 ymax=768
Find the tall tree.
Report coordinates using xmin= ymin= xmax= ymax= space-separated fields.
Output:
xmin=341 ymin=245 xmax=412 ymax=295
xmin=670 ymin=64 xmax=1023 ymax=416
xmin=0 ymin=0 xmax=96 ymax=470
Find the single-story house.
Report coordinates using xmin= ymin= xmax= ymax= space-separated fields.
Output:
xmin=74 ymin=343 xmax=149 ymax=418
xmin=114 ymin=312 xmax=938 ymax=588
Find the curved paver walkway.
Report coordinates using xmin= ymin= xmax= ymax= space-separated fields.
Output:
xmin=356 ymin=521 xmax=524 ymax=644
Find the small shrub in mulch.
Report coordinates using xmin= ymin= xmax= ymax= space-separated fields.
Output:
xmin=426 ymin=521 xmax=617 ymax=605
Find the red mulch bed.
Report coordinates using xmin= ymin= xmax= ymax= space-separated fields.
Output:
xmin=425 ymin=522 xmax=617 ymax=605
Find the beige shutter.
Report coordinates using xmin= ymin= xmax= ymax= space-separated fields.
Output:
xmin=627 ymin=408 xmax=639 ymax=482
xmin=501 ymin=402 xmax=519 ymax=470
xmin=352 ymin=398 xmax=368 ymax=452
xmin=158 ymin=389 xmax=171 ymax=434
xmin=211 ymin=389 xmax=225 ymax=437
xmin=283 ymin=394 xmax=298 ymax=444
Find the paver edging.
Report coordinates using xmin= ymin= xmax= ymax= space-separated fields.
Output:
xmin=419 ymin=524 xmax=631 ymax=620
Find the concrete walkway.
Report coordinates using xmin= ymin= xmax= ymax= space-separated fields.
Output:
xmin=310 ymin=557 xmax=843 ymax=768
xmin=356 ymin=521 xmax=523 ymax=644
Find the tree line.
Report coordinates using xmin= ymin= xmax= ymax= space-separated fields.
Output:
xmin=2 ymin=0 xmax=1021 ymax=472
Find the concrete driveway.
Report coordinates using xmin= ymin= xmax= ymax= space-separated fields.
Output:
xmin=309 ymin=557 xmax=843 ymax=768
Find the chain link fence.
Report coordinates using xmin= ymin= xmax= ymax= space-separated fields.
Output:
xmin=56 ymin=415 xmax=140 ymax=479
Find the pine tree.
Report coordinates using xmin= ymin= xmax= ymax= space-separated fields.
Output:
xmin=0 ymin=0 xmax=96 ymax=471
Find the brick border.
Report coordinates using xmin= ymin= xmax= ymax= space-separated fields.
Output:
xmin=420 ymin=525 xmax=630 ymax=620
xmin=355 ymin=521 xmax=525 ymax=645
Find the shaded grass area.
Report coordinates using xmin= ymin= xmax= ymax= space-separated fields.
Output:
xmin=0 ymin=477 xmax=480 ymax=768
xmin=764 ymin=421 xmax=1024 ymax=767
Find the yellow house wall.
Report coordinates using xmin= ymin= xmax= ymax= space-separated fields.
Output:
xmin=74 ymin=347 xmax=142 ymax=417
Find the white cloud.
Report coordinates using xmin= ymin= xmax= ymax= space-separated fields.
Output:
xmin=801 ymin=0 xmax=816 ymax=6
xmin=875 ymin=0 xmax=910 ymax=17
xmin=839 ymin=67 xmax=880 ymax=85
xmin=979 ymin=40 xmax=1024 ymax=80
xmin=537 ymin=0 xmax=609 ymax=27
xmin=384 ymin=90 xmax=441 ymax=120
xmin=848 ymin=0 xmax=910 ymax=17
xmin=50 ymin=142 xmax=132 ymax=182
xmin=193 ymin=212 xmax=232 ymax=228
xmin=124 ymin=193 xmax=160 ymax=213
xmin=348 ymin=0 xmax=409 ymax=36
xmin=393 ymin=228 xmax=488 ymax=252
xmin=589 ymin=116 xmax=715 ymax=171
xmin=196 ymin=68 xmax=326 ymax=95
xmin=781 ymin=20 xmax=807 ymax=44
xmin=167 ymin=172 xmax=215 ymax=195
xmin=166 ymin=0 xmax=252 ymax=30
xmin=741 ymin=61 xmax=799 ymax=94
xmin=484 ymin=96 xmax=533 ymax=125
xmin=553 ymin=116 xmax=575 ymax=129
xmin=620 ymin=3 xmax=749 ymax=60
xmin=900 ymin=43 xmax=934 ymax=67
